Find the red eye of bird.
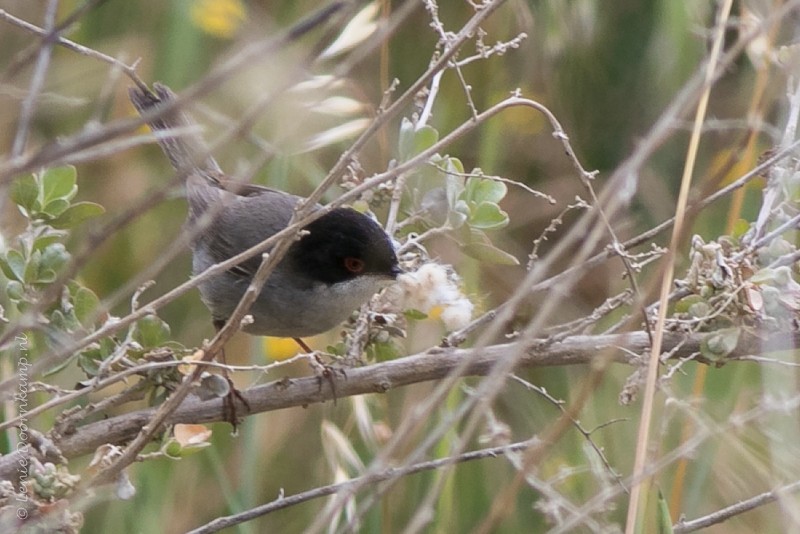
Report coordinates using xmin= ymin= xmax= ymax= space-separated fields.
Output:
xmin=344 ymin=257 xmax=365 ymax=273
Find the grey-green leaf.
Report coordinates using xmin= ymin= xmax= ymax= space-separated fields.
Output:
xmin=50 ymin=202 xmax=105 ymax=229
xmin=40 ymin=243 xmax=70 ymax=274
xmin=444 ymin=157 xmax=465 ymax=176
xmin=465 ymin=176 xmax=507 ymax=204
xmin=74 ymin=287 xmax=101 ymax=327
xmin=461 ymin=227 xmax=519 ymax=264
xmin=24 ymin=249 xmax=41 ymax=284
xmin=10 ymin=174 xmax=39 ymax=214
xmin=41 ymin=165 xmax=77 ymax=205
xmin=42 ymin=198 xmax=71 ymax=219
xmin=368 ymin=340 xmax=400 ymax=361
xmin=0 ymin=250 xmax=26 ymax=282
xmin=32 ymin=234 xmax=63 ymax=252
xmin=398 ymin=118 xmax=439 ymax=162
xmin=35 ymin=269 xmax=57 ymax=284
xmin=448 ymin=199 xmax=469 ymax=228
xmin=133 ymin=315 xmax=171 ymax=349
xmin=701 ymin=327 xmax=741 ymax=361
xmin=398 ymin=117 xmax=415 ymax=161
xmin=445 ymin=173 xmax=465 ymax=209
xmin=462 ymin=240 xmax=520 ymax=265
xmin=403 ymin=308 xmax=429 ymax=320
xmin=469 ymin=201 xmax=509 ymax=230
xmin=412 ymin=125 xmax=439 ymax=158
xmin=6 ymin=280 xmax=24 ymax=301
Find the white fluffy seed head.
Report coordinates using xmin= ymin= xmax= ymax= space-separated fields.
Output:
xmin=440 ymin=299 xmax=474 ymax=330
xmin=398 ymin=263 xmax=473 ymax=331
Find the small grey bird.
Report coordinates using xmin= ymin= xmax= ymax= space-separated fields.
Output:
xmin=129 ymin=83 xmax=400 ymax=344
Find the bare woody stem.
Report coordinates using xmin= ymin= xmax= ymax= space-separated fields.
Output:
xmin=2 ymin=329 xmax=797 ymax=483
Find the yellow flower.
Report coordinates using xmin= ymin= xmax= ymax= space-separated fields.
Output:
xmin=262 ymin=337 xmax=302 ymax=361
xmin=190 ymin=0 xmax=246 ymax=39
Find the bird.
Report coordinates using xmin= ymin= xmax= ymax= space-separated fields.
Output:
xmin=129 ymin=83 xmax=400 ymax=351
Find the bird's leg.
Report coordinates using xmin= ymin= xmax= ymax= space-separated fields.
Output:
xmin=292 ymin=337 xmax=313 ymax=353
xmin=214 ymin=320 xmax=251 ymax=431
xmin=294 ymin=337 xmax=343 ymax=405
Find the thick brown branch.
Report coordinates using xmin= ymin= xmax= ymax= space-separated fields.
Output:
xmin=0 ymin=330 xmax=796 ymax=482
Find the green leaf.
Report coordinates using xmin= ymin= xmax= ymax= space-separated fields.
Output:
xmin=731 ymin=218 xmax=750 ymax=239
xmin=767 ymin=239 xmax=793 ymax=261
xmin=74 ymin=287 xmax=101 ymax=327
xmin=443 ymin=156 xmax=465 ymax=176
xmin=445 ymin=170 xmax=465 ymax=209
xmin=162 ymin=425 xmax=213 ymax=458
xmin=10 ymin=174 xmax=39 ymax=214
xmin=0 ymin=249 xmax=26 ymax=282
xmin=403 ymin=308 xmax=429 ymax=320
xmin=77 ymin=348 xmax=104 ymax=377
xmin=133 ymin=314 xmax=171 ymax=349
xmin=462 ymin=240 xmax=520 ymax=265
xmin=180 ymin=443 xmax=212 ymax=456
xmin=448 ymin=199 xmax=469 ymax=229
xmin=15 ymin=299 xmax=30 ymax=314
xmin=325 ymin=343 xmax=346 ymax=356
xmin=50 ymin=202 xmax=105 ymax=229
xmin=469 ymin=201 xmax=509 ymax=230
xmin=656 ymin=489 xmax=674 ymax=534
xmin=162 ymin=438 xmax=211 ymax=458
xmin=677 ymin=294 xmax=713 ymax=319
xmin=409 ymin=155 xmax=445 ymax=198
xmin=701 ymin=327 xmax=741 ymax=361
xmin=750 ymin=267 xmax=791 ymax=286
xmin=398 ymin=117 xmax=415 ymax=161
xmin=461 ymin=228 xmax=518 ymax=265
xmin=23 ymin=249 xmax=41 ymax=284
xmin=412 ymin=124 xmax=439 ymax=157
xmin=6 ymin=280 xmax=24 ymax=301
xmin=398 ymin=118 xmax=439 ymax=162
xmin=687 ymin=301 xmax=710 ymax=319
xmin=674 ymin=295 xmax=703 ymax=314
xmin=41 ymin=165 xmax=77 ymax=205
xmin=367 ymin=340 xmax=400 ymax=361
xmin=35 ymin=269 xmax=57 ymax=284
xmin=464 ymin=176 xmax=507 ymax=204
xmin=40 ymin=243 xmax=70 ymax=274
xmin=163 ymin=438 xmax=183 ymax=459
xmin=32 ymin=233 xmax=63 ymax=252
xmin=42 ymin=198 xmax=70 ymax=219
xmin=48 ymin=309 xmax=69 ymax=331
xmin=760 ymin=285 xmax=784 ymax=315
xmin=73 ymin=337 xmax=117 ymax=378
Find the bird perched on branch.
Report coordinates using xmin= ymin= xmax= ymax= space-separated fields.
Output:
xmin=129 ymin=83 xmax=400 ymax=346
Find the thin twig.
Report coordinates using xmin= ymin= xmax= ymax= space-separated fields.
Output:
xmin=0 ymin=6 xmax=147 ymax=91
xmin=510 ymin=375 xmax=628 ymax=494
xmin=550 ymin=394 xmax=800 ymax=534
xmin=673 ymin=479 xmax=800 ymax=533
xmin=11 ymin=0 xmax=59 ymax=157
xmin=187 ymin=439 xmax=537 ymax=534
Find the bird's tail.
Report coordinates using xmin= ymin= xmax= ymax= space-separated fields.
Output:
xmin=129 ymin=83 xmax=225 ymax=221
xmin=128 ymin=83 xmax=222 ymax=178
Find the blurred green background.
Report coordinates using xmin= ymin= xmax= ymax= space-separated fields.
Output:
xmin=1 ymin=0 xmax=797 ymax=532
